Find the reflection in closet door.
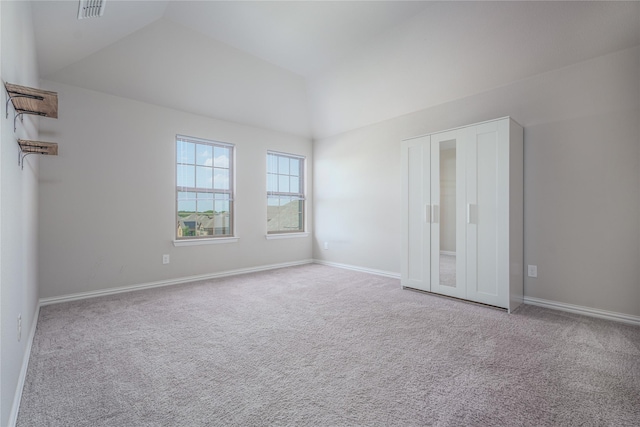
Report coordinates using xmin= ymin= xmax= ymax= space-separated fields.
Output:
xmin=429 ymin=130 xmax=466 ymax=300
xmin=401 ymin=135 xmax=431 ymax=292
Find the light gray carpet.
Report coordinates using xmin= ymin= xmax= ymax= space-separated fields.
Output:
xmin=17 ymin=264 xmax=640 ymax=426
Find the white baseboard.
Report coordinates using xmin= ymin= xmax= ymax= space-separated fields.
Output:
xmin=313 ymin=259 xmax=401 ymax=279
xmin=39 ymin=259 xmax=314 ymax=306
xmin=9 ymin=305 xmax=40 ymax=427
xmin=524 ymin=296 xmax=640 ymax=326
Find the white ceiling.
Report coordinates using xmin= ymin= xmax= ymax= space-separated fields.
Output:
xmin=32 ymin=0 xmax=432 ymax=78
xmin=29 ymin=1 xmax=640 ymax=138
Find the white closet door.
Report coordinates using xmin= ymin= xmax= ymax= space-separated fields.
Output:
xmin=429 ymin=130 xmax=466 ymax=300
xmin=401 ymin=136 xmax=431 ymax=291
xmin=465 ymin=119 xmax=510 ymax=307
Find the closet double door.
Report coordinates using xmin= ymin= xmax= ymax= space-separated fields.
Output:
xmin=401 ymin=117 xmax=523 ymax=312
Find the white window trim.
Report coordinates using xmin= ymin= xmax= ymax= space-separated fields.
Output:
xmin=173 ymin=237 xmax=239 ymax=247
xmin=265 ymin=232 xmax=309 ymax=240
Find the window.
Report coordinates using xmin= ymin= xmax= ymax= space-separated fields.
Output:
xmin=176 ymin=135 xmax=233 ymax=239
xmin=267 ymin=151 xmax=305 ymax=234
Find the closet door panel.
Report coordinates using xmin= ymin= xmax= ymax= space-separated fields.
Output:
xmin=401 ymin=137 xmax=431 ymax=291
xmin=467 ymin=120 xmax=509 ymax=307
xmin=476 ymin=128 xmax=499 ymax=297
xmin=466 ymin=121 xmax=504 ymax=307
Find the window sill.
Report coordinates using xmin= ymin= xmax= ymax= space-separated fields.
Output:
xmin=173 ymin=237 xmax=239 ymax=247
xmin=265 ymin=232 xmax=309 ymax=240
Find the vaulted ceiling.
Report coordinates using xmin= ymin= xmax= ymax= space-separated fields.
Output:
xmin=30 ymin=1 xmax=640 ymax=138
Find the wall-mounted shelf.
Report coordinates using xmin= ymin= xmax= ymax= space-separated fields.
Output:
xmin=5 ymin=83 xmax=58 ymax=132
xmin=17 ymin=139 xmax=58 ymax=169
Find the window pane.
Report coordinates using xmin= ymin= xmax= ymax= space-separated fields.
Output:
xmin=267 ymin=154 xmax=277 ymax=174
xmin=177 ymin=141 xmax=195 ymax=164
xmin=196 ymin=144 xmax=213 ymax=166
xmin=196 ymin=214 xmax=214 ymax=237
xmin=215 ymin=199 xmax=230 ymax=213
xmin=178 ymin=191 xmax=196 ymax=200
xmin=290 ymin=176 xmax=300 ymax=193
xmin=213 ymin=211 xmax=230 ymax=235
xmin=214 ymin=146 xmax=230 ymax=168
xmin=278 ymin=156 xmax=290 ymax=175
xmin=198 ymin=198 xmax=214 ymax=214
xmin=289 ymin=158 xmax=300 ymax=177
xmin=178 ymin=199 xmax=196 ymax=214
xmin=267 ymin=196 xmax=303 ymax=233
xmin=178 ymin=216 xmax=197 ymax=237
xmin=177 ymin=165 xmax=195 ymax=188
xmin=279 ymin=175 xmax=289 ymax=192
xmin=214 ymin=168 xmax=229 ymax=190
xmin=196 ymin=166 xmax=213 ymax=189
xmin=267 ymin=173 xmax=277 ymax=192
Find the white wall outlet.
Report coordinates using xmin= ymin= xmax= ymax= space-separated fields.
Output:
xmin=527 ymin=265 xmax=538 ymax=278
xmin=162 ymin=254 xmax=170 ymax=265
xmin=323 ymin=242 xmax=329 ymax=250
xmin=17 ymin=314 xmax=22 ymax=342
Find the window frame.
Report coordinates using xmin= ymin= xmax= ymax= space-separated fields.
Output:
xmin=266 ymin=150 xmax=306 ymax=235
xmin=175 ymin=134 xmax=235 ymax=241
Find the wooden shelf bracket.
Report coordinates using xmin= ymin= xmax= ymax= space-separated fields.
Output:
xmin=5 ymin=82 xmax=58 ymax=132
xmin=17 ymin=139 xmax=58 ymax=169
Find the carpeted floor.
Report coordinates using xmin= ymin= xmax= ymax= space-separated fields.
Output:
xmin=17 ymin=264 xmax=640 ymax=426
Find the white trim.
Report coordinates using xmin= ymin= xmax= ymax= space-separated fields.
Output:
xmin=313 ymin=259 xmax=401 ymax=279
xmin=265 ymin=232 xmax=309 ymax=240
xmin=440 ymin=250 xmax=456 ymax=256
xmin=173 ymin=237 xmax=239 ymax=247
xmin=524 ymin=296 xmax=640 ymax=326
xmin=9 ymin=306 xmax=40 ymax=427
xmin=39 ymin=259 xmax=314 ymax=306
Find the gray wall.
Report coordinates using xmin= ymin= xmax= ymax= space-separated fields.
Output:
xmin=314 ymin=45 xmax=640 ymax=317
xmin=1 ymin=2 xmax=40 ymax=425
xmin=37 ymin=82 xmax=313 ymax=299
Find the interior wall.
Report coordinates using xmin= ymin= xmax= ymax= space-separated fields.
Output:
xmin=313 ymin=45 xmax=640 ymax=317
xmin=0 ymin=1 xmax=40 ymax=425
xmin=37 ymin=81 xmax=312 ymax=300
xmin=43 ymin=18 xmax=312 ymax=138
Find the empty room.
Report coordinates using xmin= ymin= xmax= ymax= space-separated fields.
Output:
xmin=1 ymin=1 xmax=639 ymax=426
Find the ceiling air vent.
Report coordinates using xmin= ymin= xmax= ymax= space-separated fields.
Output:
xmin=77 ymin=0 xmax=106 ymax=19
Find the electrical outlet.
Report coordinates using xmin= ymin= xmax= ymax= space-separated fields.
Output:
xmin=17 ymin=314 xmax=22 ymax=342
xmin=162 ymin=254 xmax=170 ymax=265
xmin=323 ymin=242 xmax=329 ymax=250
xmin=527 ymin=265 xmax=538 ymax=278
